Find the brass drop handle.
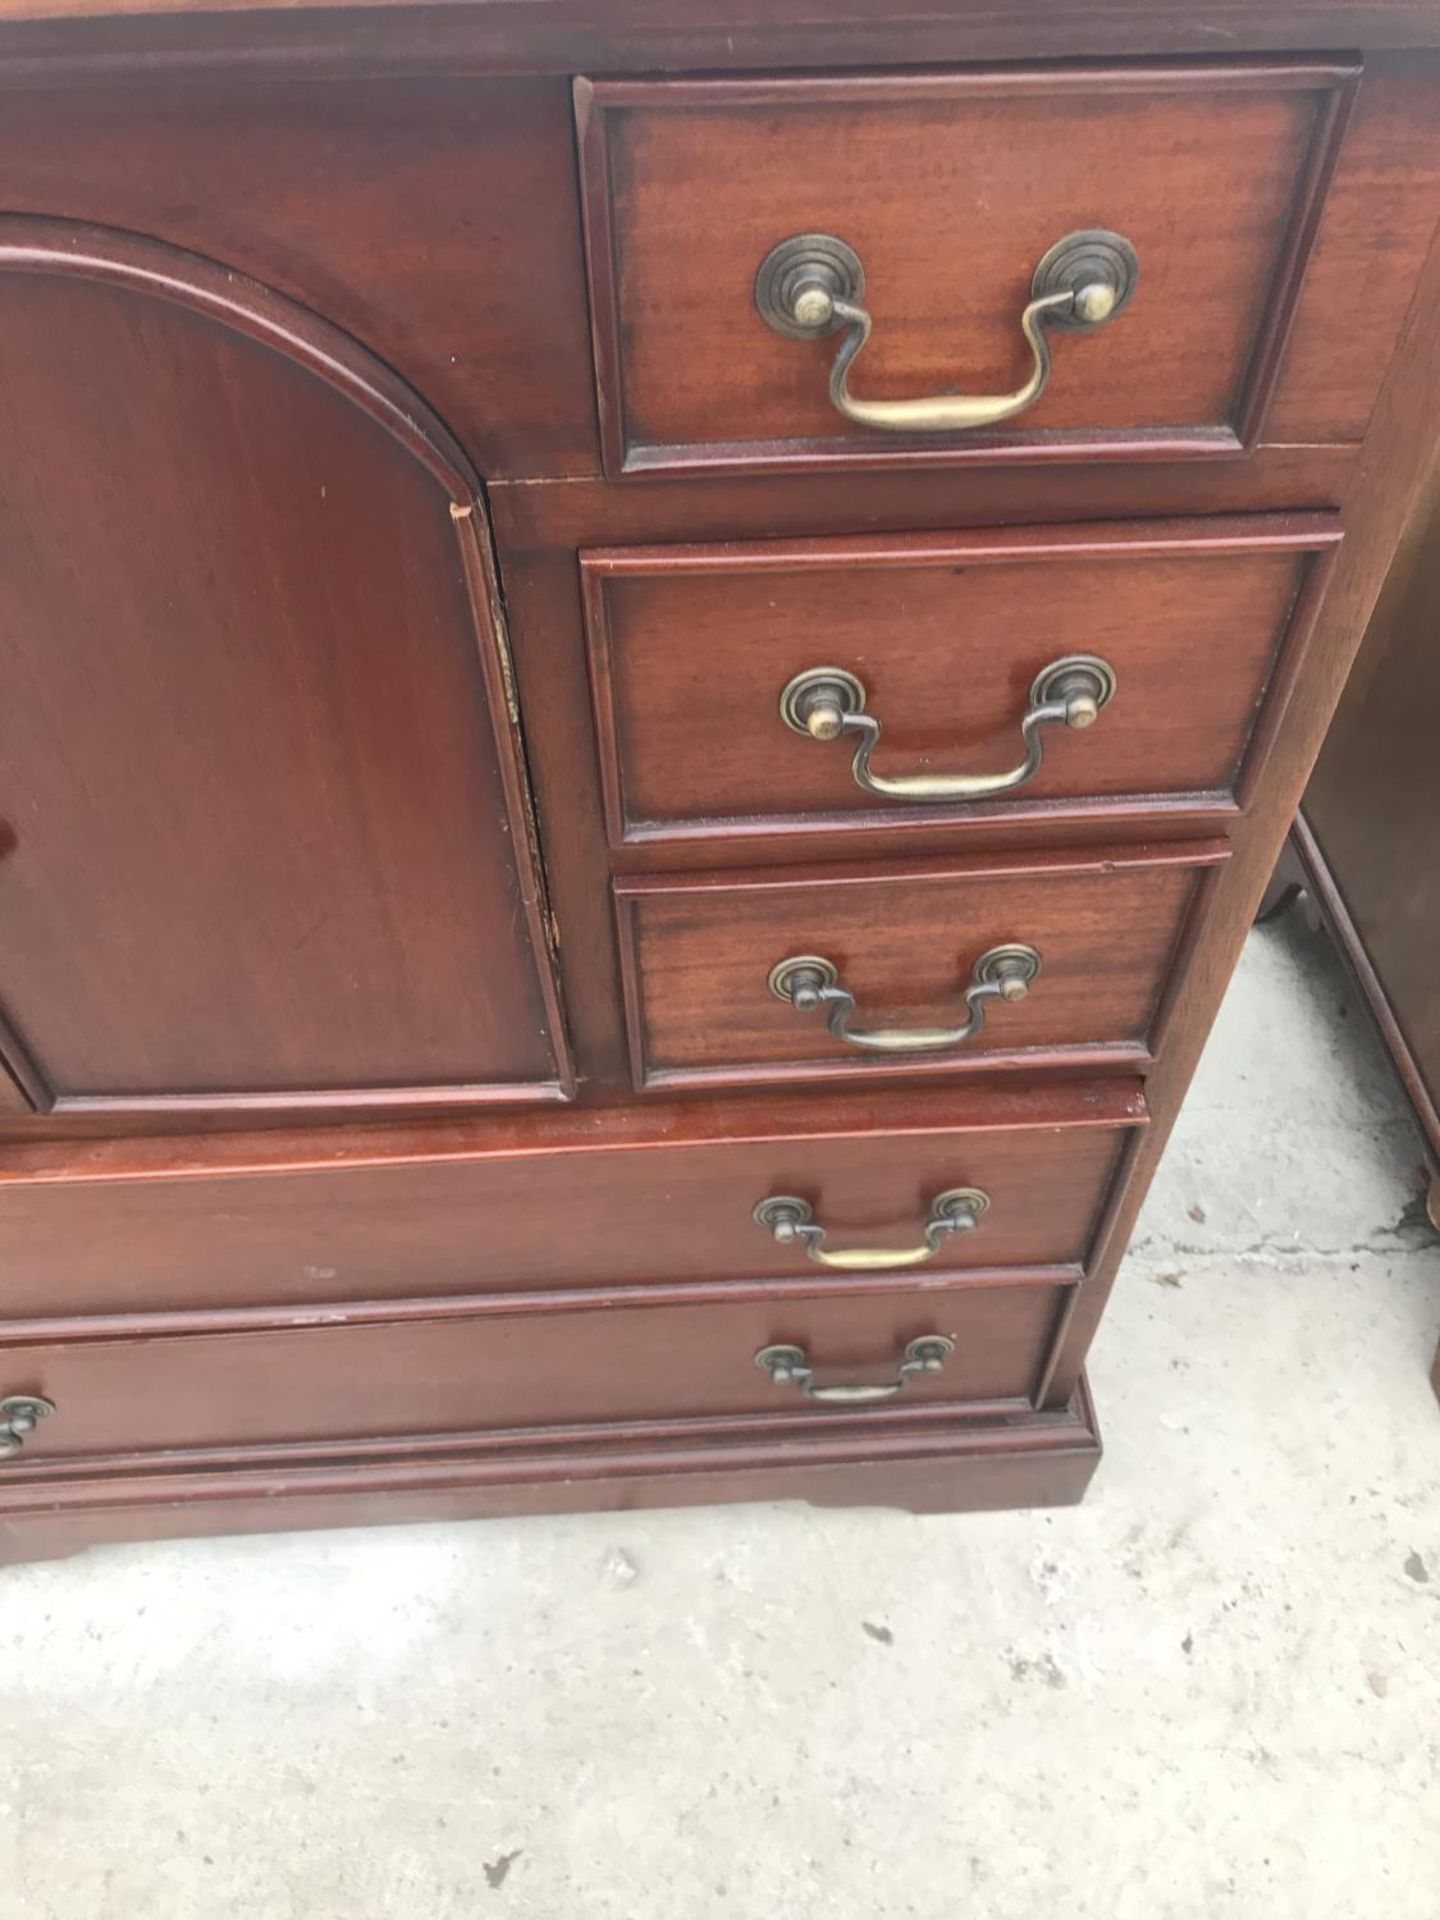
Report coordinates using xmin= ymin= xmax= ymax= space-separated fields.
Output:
xmin=0 ymin=1394 xmax=55 ymax=1460
xmin=755 ymin=1336 xmax=956 ymax=1404
xmin=753 ymin=1187 xmax=988 ymax=1270
xmin=755 ymin=228 xmax=1139 ymax=433
xmin=769 ymin=944 xmax=1040 ymax=1054
xmin=779 ymin=655 xmax=1117 ymax=803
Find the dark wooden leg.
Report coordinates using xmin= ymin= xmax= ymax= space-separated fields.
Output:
xmin=1255 ymin=833 xmax=1307 ymax=923
xmin=1422 ymin=1175 xmax=1440 ymax=1407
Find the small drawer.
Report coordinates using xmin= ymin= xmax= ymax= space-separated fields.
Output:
xmin=616 ymin=842 xmax=1224 ymax=1091
xmin=575 ymin=60 xmax=1358 ymax=474
xmin=583 ymin=517 xmax=1340 ymax=845
xmin=0 ymin=1279 xmax=1069 ymax=1471
xmin=0 ymin=1082 xmax=1143 ymax=1322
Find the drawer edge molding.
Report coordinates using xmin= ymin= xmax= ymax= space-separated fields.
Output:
xmin=614 ymin=839 xmax=1229 ymax=1092
xmin=0 ymin=1081 xmax=1143 ymax=1321
xmin=576 ymin=60 xmax=1360 ymax=477
xmin=0 ymin=1080 xmax=1148 ymax=1187
xmin=0 ymin=1400 xmax=1104 ymax=1560
xmin=581 ymin=513 xmax=1344 ymax=849
xmin=0 ymin=1387 xmax=1102 ymax=1518
xmin=0 ymin=217 xmax=577 ymax=1120
xmin=0 ymin=1263 xmax=1086 ymax=1349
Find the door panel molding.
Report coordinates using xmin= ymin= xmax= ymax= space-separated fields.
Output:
xmin=0 ymin=215 xmax=480 ymax=501
xmin=0 ymin=218 xmax=573 ymax=1115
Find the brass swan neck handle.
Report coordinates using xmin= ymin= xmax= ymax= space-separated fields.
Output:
xmin=753 ymin=1188 xmax=989 ymax=1271
xmin=0 ymin=1395 xmax=55 ymax=1460
xmin=780 ymin=655 xmax=1116 ymax=804
xmin=754 ymin=1336 xmax=957 ymax=1403
xmin=768 ymin=944 xmax=1041 ymax=1055
xmin=755 ymin=228 xmax=1139 ymax=434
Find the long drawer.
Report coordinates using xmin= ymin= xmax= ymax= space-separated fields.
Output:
xmin=0 ymin=1084 xmax=1144 ymax=1323
xmin=616 ymin=842 xmax=1225 ymax=1091
xmin=0 ymin=1277 xmax=1068 ymax=1469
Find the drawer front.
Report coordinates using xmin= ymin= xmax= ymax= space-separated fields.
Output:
xmin=0 ymin=1281 xmax=1067 ymax=1463
xmin=584 ymin=518 xmax=1340 ymax=844
xmin=576 ymin=61 xmax=1357 ymax=475
xmin=0 ymin=1087 xmax=1142 ymax=1321
xmin=617 ymin=843 xmax=1224 ymax=1090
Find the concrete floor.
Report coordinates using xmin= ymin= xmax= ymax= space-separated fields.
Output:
xmin=2 ymin=910 xmax=1438 ymax=1920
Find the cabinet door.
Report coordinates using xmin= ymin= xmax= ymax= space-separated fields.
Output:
xmin=0 ymin=219 xmax=570 ymax=1119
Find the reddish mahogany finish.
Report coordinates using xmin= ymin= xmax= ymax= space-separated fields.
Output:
xmin=0 ymin=1082 xmax=1143 ymax=1323
xmin=615 ymin=843 xmax=1226 ymax=1092
xmin=0 ymin=220 xmax=569 ymax=1119
xmin=0 ymin=78 xmax=597 ymax=478
xmin=583 ymin=519 xmax=1340 ymax=846
xmin=0 ymin=1279 xmax=1070 ymax=1465
xmin=0 ymin=9 xmax=1438 ymax=1558
xmin=1292 ymin=452 xmax=1440 ymax=1193
xmin=1268 ymin=446 xmax=1440 ymax=1388
xmin=0 ymin=1385 xmax=1106 ymax=1564
xmin=576 ymin=63 xmax=1356 ymax=475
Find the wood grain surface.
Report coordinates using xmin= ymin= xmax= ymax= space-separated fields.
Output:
xmin=0 ymin=76 xmax=597 ymax=477
xmin=583 ymin=518 xmax=1339 ymax=843
xmin=0 ymin=223 xmax=568 ymax=1116
xmin=0 ymin=1384 xmax=1104 ymax=1558
xmin=0 ymin=8 xmax=1437 ymax=1551
xmin=1041 ymin=191 xmax=1440 ymax=1406
xmin=618 ymin=843 xmax=1225 ymax=1089
xmin=0 ymin=1280 xmax=1069 ymax=1461
xmin=578 ymin=63 xmax=1354 ymax=473
xmin=0 ymin=1081 xmax=1141 ymax=1320
xmin=1297 ymin=444 xmax=1440 ymax=1166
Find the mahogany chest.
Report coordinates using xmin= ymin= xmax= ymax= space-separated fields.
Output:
xmin=1 ymin=0 xmax=1438 ymax=1558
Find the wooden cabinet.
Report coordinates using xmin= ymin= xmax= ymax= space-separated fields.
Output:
xmin=0 ymin=2 xmax=1437 ymax=1560
xmin=1267 ymin=442 xmax=1440 ymax=1384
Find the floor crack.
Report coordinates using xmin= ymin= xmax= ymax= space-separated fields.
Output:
xmin=1129 ymin=1236 xmax=1440 ymax=1262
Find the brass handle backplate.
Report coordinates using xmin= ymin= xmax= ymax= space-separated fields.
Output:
xmin=0 ymin=1394 xmax=55 ymax=1460
xmin=769 ymin=944 xmax=1040 ymax=1054
xmin=755 ymin=227 xmax=1138 ymax=434
xmin=755 ymin=1335 xmax=956 ymax=1404
xmin=780 ymin=655 xmax=1116 ymax=803
xmin=753 ymin=1187 xmax=989 ymax=1270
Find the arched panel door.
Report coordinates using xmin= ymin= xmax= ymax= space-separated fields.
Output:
xmin=0 ymin=220 xmax=572 ymax=1118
